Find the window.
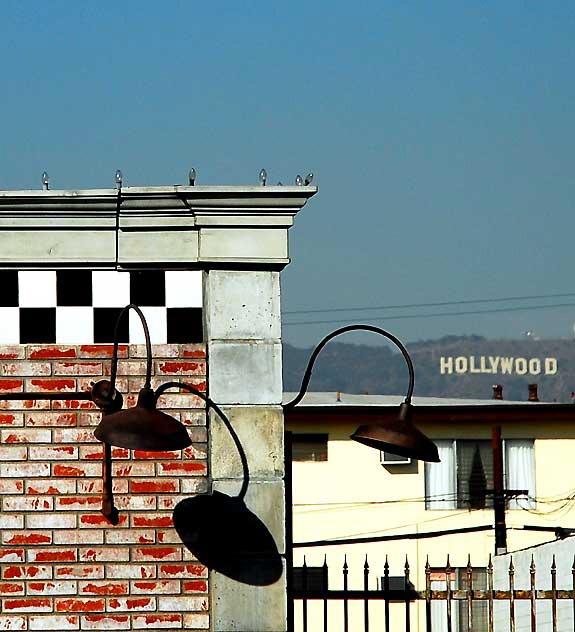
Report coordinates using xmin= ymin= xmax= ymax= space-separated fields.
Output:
xmin=292 ymin=434 xmax=328 ymax=462
xmin=430 ymin=567 xmax=487 ymax=631
xmin=292 ymin=566 xmax=328 ymax=591
xmin=425 ymin=439 xmax=535 ymax=510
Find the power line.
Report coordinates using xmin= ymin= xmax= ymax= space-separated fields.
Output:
xmin=283 ymin=301 xmax=575 ymax=327
xmin=283 ymin=291 xmax=575 ymax=316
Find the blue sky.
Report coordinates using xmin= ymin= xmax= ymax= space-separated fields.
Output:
xmin=1 ymin=1 xmax=574 ymax=347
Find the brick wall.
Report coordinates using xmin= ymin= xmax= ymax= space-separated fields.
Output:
xmin=0 ymin=343 xmax=209 ymax=631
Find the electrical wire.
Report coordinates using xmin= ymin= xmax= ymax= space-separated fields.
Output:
xmin=283 ymin=291 xmax=575 ymax=316
xmin=283 ymin=301 xmax=575 ymax=327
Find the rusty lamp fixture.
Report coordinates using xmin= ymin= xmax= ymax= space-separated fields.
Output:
xmin=284 ymin=324 xmax=440 ymax=462
xmin=92 ymin=304 xmax=193 ymax=523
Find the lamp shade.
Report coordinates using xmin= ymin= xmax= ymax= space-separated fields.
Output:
xmin=94 ymin=387 xmax=192 ymax=451
xmin=351 ymin=402 xmax=440 ymax=462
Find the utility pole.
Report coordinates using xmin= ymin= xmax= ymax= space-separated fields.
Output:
xmin=492 ymin=426 xmax=507 ymax=555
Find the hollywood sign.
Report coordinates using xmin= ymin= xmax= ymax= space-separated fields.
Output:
xmin=440 ymin=356 xmax=558 ymax=376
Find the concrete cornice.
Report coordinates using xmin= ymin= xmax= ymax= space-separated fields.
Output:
xmin=0 ymin=185 xmax=318 ymax=268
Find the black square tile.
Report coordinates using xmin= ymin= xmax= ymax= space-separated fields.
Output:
xmin=130 ymin=271 xmax=165 ymax=306
xmin=167 ymin=307 xmax=203 ymax=343
xmin=20 ymin=308 xmax=56 ymax=343
xmin=0 ymin=271 xmax=19 ymax=307
xmin=56 ymin=270 xmax=93 ymax=306
xmin=94 ymin=308 xmax=129 ymax=343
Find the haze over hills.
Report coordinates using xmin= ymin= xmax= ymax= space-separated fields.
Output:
xmin=282 ymin=336 xmax=575 ymax=403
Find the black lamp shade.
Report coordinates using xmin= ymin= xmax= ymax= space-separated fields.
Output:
xmin=94 ymin=387 xmax=192 ymax=451
xmin=351 ymin=402 xmax=440 ymax=463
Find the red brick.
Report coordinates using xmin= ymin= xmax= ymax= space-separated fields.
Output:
xmin=156 ymin=531 xmax=180 ymax=545
xmin=132 ymin=514 xmax=173 ymax=528
xmin=53 ymin=531 xmax=104 ymax=545
xmin=0 ymin=413 xmax=23 ymax=426
xmin=53 ymin=429 xmax=98 ymax=443
xmin=157 ymin=361 xmax=205 ymax=375
xmin=0 ymin=582 xmax=24 ymax=595
xmin=26 ymin=411 xmax=76 ymax=427
xmin=3 ymin=598 xmax=52 ymax=612
xmin=158 ymin=564 xmax=206 ymax=579
xmin=131 ymin=580 xmax=179 ymax=594
xmin=77 ymin=412 xmax=102 ymax=427
xmin=0 ymin=615 xmax=26 ymax=630
xmin=79 ymin=446 xmax=129 ymax=460
xmin=1 ymin=362 xmax=51 ymax=377
xmin=2 ymin=428 xmax=51 ymax=443
xmin=105 ymin=565 xmax=156 ymax=580
xmin=80 ymin=614 xmax=130 ymax=630
xmin=3 ymin=497 xmax=53 ymax=512
xmin=158 ymin=595 xmax=208 ymax=611
xmin=1 ymin=462 xmax=50 ymax=478
xmin=0 ymin=399 xmax=51 ymax=411
xmin=26 ymin=481 xmax=76 ymax=496
xmin=131 ymin=344 xmax=180 ymax=358
xmin=0 ymin=380 xmax=23 ymax=393
xmin=2 ymin=532 xmax=51 ymax=546
xmin=0 ymin=515 xmax=24 ymax=529
xmin=107 ymin=597 xmax=155 ymax=611
xmin=156 ymin=393 xmax=204 ymax=409
xmin=132 ymin=450 xmax=180 ymax=460
xmin=0 ymin=345 xmax=25 ymax=359
xmin=27 ymin=581 xmax=77 ymax=595
xmin=132 ymin=613 xmax=182 ymax=629
xmin=78 ymin=581 xmax=128 ymax=596
xmin=76 ymin=480 xmax=128 ymax=495
xmin=53 ymin=463 xmax=102 ymax=477
xmin=132 ymin=547 xmax=181 ymax=562
xmin=3 ymin=566 xmax=52 ymax=580
xmin=27 ymin=514 xmax=76 ymax=529
xmin=180 ymin=344 xmax=206 ymax=359
xmin=157 ymin=461 xmax=206 ymax=476
xmin=55 ymin=598 xmax=104 ymax=612
xmin=0 ymin=447 xmax=27 ymax=462
xmin=108 ymin=361 xmax=147 ymax=376
xmin=105 ymin=530 xmax=155 ymax=545
xmin=29 ymin=445 xmax=78 ymax=460
xmin=181 ymin=411 xmax=206 ymax=426
xmin=79 ymin=345 xmax=128 ymax=359
xmin=114 ymin=496 xmax=156 ymax=511
xmin=27 ymin=378 xmax=76 ymax=392
xmin=112 ymin=462 xmax=154 ymax=477
xmin=130 ymin=480 xmax=179 ymax=494
xmin=183 ymin=579 xmax=208 ymax=593
xmin=53 ymin=362 xmax=102 ymax=376
xmin=28 ymin=549 xmax=77 ymax=563
xmin=51 ymin=400 xmax=96 ymax=411
xmin=0 ymin=478 xmax=24 ymax=494
xmin=28 ymin=346 xmax=77 ymax=359
xmin=79 ymin=514 xmax=128 ymax=529
xmin=79 ymin=548 xmax=129 ymax=562
xmin=29 ymin=614 xmax=79 ymax=630
xmin=0 ymin=549 xmax=25 ymax=562
xmin=55 ymin=566 xmax=104 ymax=579
xmin=56 ymin=497 xmax=102 ymax=510
xmin=183 ymin=613 xmax=209 ymax=629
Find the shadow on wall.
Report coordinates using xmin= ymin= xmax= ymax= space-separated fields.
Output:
xmin=173 ymin=492 xmax=283 ymax=586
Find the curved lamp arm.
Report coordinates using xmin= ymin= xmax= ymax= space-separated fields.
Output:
xmin=155 ymin=381 xmax=250 ymax=501
xmin=283 ymin=324 xmax=415 ymax=409
xmin=109 ymin=304 xmax=153 ymax=396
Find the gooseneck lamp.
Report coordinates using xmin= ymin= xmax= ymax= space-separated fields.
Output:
xmin=284 ymin=325 xmax=440 ymax=463
xmin=93 ymin=304 xmax=249 ymax=523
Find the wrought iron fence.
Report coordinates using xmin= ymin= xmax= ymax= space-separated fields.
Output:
xmin=290 ymin=553 xmax=575 ymax=631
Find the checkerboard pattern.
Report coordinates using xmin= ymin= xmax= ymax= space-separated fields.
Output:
xmin=0 ymin=271 xmax=203 ymax=344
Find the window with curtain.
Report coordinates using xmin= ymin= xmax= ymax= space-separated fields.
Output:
xmin=425 ymin=439 xmax=535 ymax=510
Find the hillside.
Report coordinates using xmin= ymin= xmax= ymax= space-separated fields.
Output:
xmin=283 ymin=335 xmax=575 ymax=402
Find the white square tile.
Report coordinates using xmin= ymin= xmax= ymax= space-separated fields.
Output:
xmin=0 ymin=308 xmax=19 ymax=343
xmin=92 ymin=271 xmax=131 ymax=307
xmin=130 ymin=307 xmax=167 ymax=344
xmin=18 ymin=271 xmax=57 ymax=307
xmin=165 ymin=271 xmax=202 ymax=307
xmin=56 ymin=307 xmax=94 ymax=344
